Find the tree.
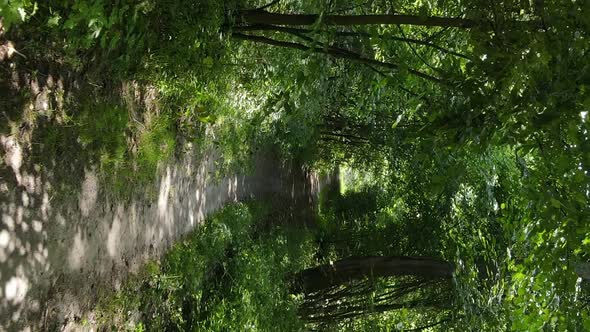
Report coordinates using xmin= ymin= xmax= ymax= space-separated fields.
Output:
xmin=227 ymin=2 xmax=485 ymax=85
xmin=292 ymin=256 xmax=455 ymax=324
xmin=577 ymin=263 xmax=590 ymax=280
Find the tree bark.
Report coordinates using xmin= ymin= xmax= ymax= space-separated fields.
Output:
xmin=292 ymin=256 xmax=454 ymax=294
xmin=238 ymin=10 xmax=477 ymax=28
xmin=576 ymin=262 xmax=590 ymax=280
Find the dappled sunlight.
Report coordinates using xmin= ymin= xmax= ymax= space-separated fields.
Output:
xmin=78 ymin=169 xmax=98 ymax=217
xmin=1 ymin=137 xmax=325 ymax=329
xmin=0 ymin=29 xmax=335 ymax=326
xmin=0 ymin=135 xmax=52 ymax=329
xmin=0 ymin=136 xmax=22 ymax=184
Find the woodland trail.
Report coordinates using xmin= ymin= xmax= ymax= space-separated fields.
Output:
xmin=0 ymin=138 xmax=326 ymax=331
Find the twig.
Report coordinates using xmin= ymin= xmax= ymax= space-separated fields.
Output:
xmin=254 ymin=0 xmax=281 ymax=11
xmin=234 ymin=24 xmax=472 ymax=60
xmin=398 ymin=26 xmax=445 ymax=75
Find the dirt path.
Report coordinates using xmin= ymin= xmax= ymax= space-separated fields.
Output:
xmin=0 ymin=138 xmax=326 ymax=331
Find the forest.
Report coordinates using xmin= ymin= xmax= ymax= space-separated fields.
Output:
xmin=0 ymin=0 xmax=589 ymax=331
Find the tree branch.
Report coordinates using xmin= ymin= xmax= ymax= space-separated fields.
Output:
xmin=232 ymin=32 xmax=444 ymax=84
xmin=398 ymin=26 xmax=446 ymax=74
xmin=403 ymin=315 xmax=460 ymax=331
xmin=238 ymin=10 xmax=477 ymax=28
xmin=233 ymin=24 xmax=472 ymax=60
xmin=254 ymin=0 xmax=281 ymax=11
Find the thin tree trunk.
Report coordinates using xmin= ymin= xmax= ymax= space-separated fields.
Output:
xmin=404 ymin=315 xmax=459 ymax=331
xmin=292 ymin=256 xmax=454 ymax=294
xmin=238 ymin=10 xmax=477 ymax=28
xmin=320 ymin=131 xmax=370 ymax=143
xmin=305 ymin=300 xmax=424 ymax=323
xmin=576 ymin=262 xmax=590 ymax=280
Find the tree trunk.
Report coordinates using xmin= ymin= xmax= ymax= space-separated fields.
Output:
xmin=292 ymin=256 xmax=454 ymax=294
xmin=576 ymin=262 xmax=590 ymax=280
xmin=238 ymin=10 xmax=476 ymax=28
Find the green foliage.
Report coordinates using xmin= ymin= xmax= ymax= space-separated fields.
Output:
xmin=100 ymin=201 xmax=315 ymax=331
xmin=316 ymin=142 xmax=586 ymax=329
xmin=27 ymin=97 xmax=177 ymax=201
xmin=200 ymin=228 xmax=312 ymax=331
xmin=5 ymin=0 xmax=590 ymax=329
xmin=77 ymin=101 xmax=128 ymax=162
xmin=136 ymin=114 xmax=175 ymax=170
xmin=0 ymin=0 xmax=37 ymax=29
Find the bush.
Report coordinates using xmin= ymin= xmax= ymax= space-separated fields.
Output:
xmin=100 ymin=201 xmax=316 ymax=331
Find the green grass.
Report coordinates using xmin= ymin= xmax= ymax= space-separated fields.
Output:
xmin=101 ymin=111 xmax=177 ymax=199
xmin=98 ymin=201 xmax=316 ymax=331
xmin=2 ymin=0 xmax=270 ymax=197
xmin=28 ymin=96 xmax=178 ymax=202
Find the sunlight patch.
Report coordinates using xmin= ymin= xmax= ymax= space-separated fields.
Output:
xmin=0 ymin=135 xmax=23 ymax=183
xmin=79 ymin=169 xmax=98 ymax=217
xmin=4 ymin=276 xmax=28 ymax=303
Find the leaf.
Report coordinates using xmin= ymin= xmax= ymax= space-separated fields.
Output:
xmin=64 ymin=17 xmax=76 ymax=30
xmin=109 ymin=32 xmax=121 ymax=50
xmin=47 ymin=14 xmax=61 ymax=27
xmin=17 ymin=7 xmax=27 ymax=21
xmin=513 ymin=271 xmax=526 ymax=282
xmin=202 ymin=56 xmax=214 ymax=67
xmin=198 ymin=114 xmax=216 ymax=124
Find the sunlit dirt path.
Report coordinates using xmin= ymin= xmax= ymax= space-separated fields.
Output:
xmin=0 ymin=142 xmax=326 ymax=331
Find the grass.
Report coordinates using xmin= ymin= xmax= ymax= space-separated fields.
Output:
xmin=2 ymin=0 xmax=266 ymax=201
xmin=26 ymin=94 xmax=178 ymax=202
xmin=97 ymin=201 xmax=316 ymax=331
xmin=101 ymin=110 xmax=177 ymax=200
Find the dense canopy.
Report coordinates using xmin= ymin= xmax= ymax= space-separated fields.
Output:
xmin=1 ymin=0 xmax=589 ymax=330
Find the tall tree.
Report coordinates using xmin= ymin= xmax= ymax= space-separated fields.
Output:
xmin=292 ymin=256 xmax=454 ymax=293
xmin=291 ymin=256 xmax=455 ymax=324
xmin=228 ymin=4 xmax=483 ymax=84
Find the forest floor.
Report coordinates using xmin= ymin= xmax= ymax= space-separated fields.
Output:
xmin=0 ymin=29 xmax=326 ymax=331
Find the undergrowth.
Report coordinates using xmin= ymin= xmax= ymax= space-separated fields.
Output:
xmin=2 ymin=0 xmax=262 ymax=198
xmin=29 ymin=97 xmax=177 ymax=201
xmin=98 ymin=201 xmax=316 ymax=331
xmin=103 ymin=110 xmax=177 ymax=199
